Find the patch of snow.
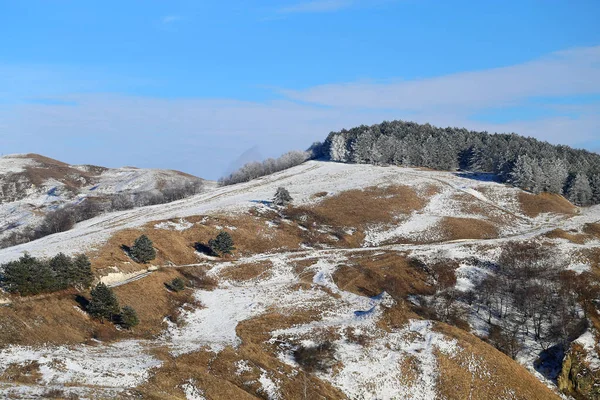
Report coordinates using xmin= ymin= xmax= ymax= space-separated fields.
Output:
xmin=567 ymin=263 xmax=591 ymax=274
xmin=181 ymin=379 xmax=206 ymax=400
xmin=0 ymin=340 xmax=161 ymax=389
xmin=258 ymin=369 xmax=281 ymax=400
xmin=154 ymin=218 xmax=193 ymax=231
xmin=575 ymin=330 xmax=600 ymax=371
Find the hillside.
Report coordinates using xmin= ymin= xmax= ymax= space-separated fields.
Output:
xmin=0 ymin=161 xmax=599 ymax=399
xmin=0 ymin=153 xmax=204 ymax=248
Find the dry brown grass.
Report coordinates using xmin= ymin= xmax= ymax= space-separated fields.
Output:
xmin=0 ymin=291 xmax=96 ymax=347
xmin=112 ymin=268 xmax=200 ymax=337
xmin=0 ymin=361 xmax=42 ymax=385
xmin=518 ymin=192 xmax=577 ymax=218
xmin=91 ymin=214 xmax=306 ymax=273
xmin=583 ymin=223 xmax=600 ymax=238
xmin=333 ymin=252 xmax=434 ymax=300
xmin=0 ymin=268 xmax=204 ymax=348
xmin=294 ymin=185 xmax=425 ymax=229
xmin=434 ymin=323 xmax=561 ymax=400
xmin=438 ymin=217 xmax=499 ymax=241
xmin=219 ymin=261 xmax=272 ymax=282
xmin=545 ymin=228 xmax=590 ymax=244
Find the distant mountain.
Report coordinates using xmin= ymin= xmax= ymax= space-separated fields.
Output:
xmin=0 ymin=153 xmax=205 ymax=247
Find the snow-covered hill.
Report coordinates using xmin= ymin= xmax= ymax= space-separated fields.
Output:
xmin=0 ymin=153 xmax=204 ymax=244
xmin=0 ymin=160 xmax=596 ymax=264
xmin=1 ymin=160 xmax=600 ymax=399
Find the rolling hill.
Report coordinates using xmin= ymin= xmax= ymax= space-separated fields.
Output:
xmin=0 ymin=160 xmax=599 ymax=399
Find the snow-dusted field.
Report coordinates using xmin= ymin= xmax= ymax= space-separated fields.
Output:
xmin=1 ymin=160 xmax=599 ymax=398
xmin=3 ymin=160 xmax=599 ymax=264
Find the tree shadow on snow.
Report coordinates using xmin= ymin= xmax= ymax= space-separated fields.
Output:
xmin=534 ymin=344 xmax=565 ymax=382
xmin=74 ymin=294 xmax=89 ymax=312
xmin=249 ymin=200 xmax=273 ymax=207
xmin=194 ymin=242 xmax=217 ymax=257
xmin=454 ymin=171 xmax=501 ymax=183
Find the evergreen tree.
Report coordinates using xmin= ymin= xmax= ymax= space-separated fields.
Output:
xmin=130 ymin=234 xmax=156 ymax=263
xmin=351 ymin=132 xmax=375 ymax=163
xmin=541 ymin=158 xmax=568 ymax=194
xmin=509 ymin=155 xmax=535 ymax=191
xmin=320 ymin=120 xmax=600 ymax=205
xmin=88 ymin=282 xmax=120 ymax=321
xmin=73 ymin=254 xmax=94 ymax=289
xmin=48 ymin=252 xmax=73 ymax=290
xmin=329 ymin=134 xmax=349 ymax=162
xmin=1 ymin=253 xmax=55 ymax=296
xmin=119 ymin=306 xmax=139 ymax=329
xmin=273 ymin=187 xmax=293 ymax=206
xmin=567 ymin=173 xmax=593 ymax=206
xmin=591 ymin=174 xmax=600 ymax=205
xmin=208 ymin=231 xmax=235 ymax=256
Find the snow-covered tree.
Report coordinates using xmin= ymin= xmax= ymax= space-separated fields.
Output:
xmin=329 ymin=134 xmax=349 ymax=162
xmin=591 ymin=173 xmax=600 ymax=205
xmin=273 ymin=187 xmax=293 ymax=206
xmin=351 ymin=132 xmax=375 ymax=163
xmin=509 ymin=155 xmax=536 ymax=191
xmin=320 ymin=120 xmax=600 ymax=205
xmin=540 ymin=158 xmax=568 ymax=194
xmin=567 ymin=173 xmax=593 ymax=206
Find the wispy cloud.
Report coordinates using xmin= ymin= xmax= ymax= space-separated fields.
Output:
xmin=278 ymin=0 xmax=355 ymax=14
xmin=161 ymin=15 xmax=182 ymax=24
xmin=1 ymin=46 xmax=599 ymax=179
xmin=281 ymin=46 xmax=600 ymax=110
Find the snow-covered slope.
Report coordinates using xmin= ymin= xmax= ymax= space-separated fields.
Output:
xmin=0 ymin=153 xmax=204 ymax=243
xmin=0 ymin=160 xmax=596 ymax=264
xmin=1 ymin=160 xmax=599 ymax=399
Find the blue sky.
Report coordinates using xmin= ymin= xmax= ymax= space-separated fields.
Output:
xmin=1 ymin=0 xmax=599 ymax=179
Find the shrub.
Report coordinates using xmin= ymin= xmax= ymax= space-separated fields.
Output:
xmin=35 ymin=207 xmax=76 ymax=238
xmin=88 ymin=283 xmax=120 ymax=321
xmin=167 ymin=277 xmax=186 ymax=292
xmin=0 ymin=252 xmax=93 ymax=296
xmin=208 ymin=231 xmax=235 ymax=256
xmin=119 ymin=305 xmax=139 ymax=329
xmin=219 ymin=150 xmax=309 ymax=186
xmin=293 ymin=341 xmax=337 ymax=372
xmin=129 ymin=234 xmax=156 ymax=263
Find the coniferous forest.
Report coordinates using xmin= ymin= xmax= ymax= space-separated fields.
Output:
xmin=317 ymin=120 xmax=600 ymax=206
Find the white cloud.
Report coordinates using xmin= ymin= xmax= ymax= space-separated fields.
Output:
xmin=278 ymin=0 xmax=355 ymax=13
xmin=282 ymin=46 xmax=600 ymax=110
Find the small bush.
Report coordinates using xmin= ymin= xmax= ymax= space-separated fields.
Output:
xmin=208 ymin=231 xmax=235 ymax=256
xmin=119 ymin=305 xmax=139 ymax=329
xmin=166 ymin=277 xmax=186 ymax=292
xmin=293 ymin=341 xmax=337 ymax=372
